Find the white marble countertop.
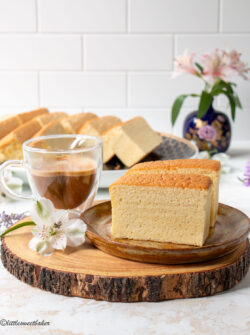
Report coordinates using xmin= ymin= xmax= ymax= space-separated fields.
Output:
xmin=0 ymin=142 xmax=249 ymax=335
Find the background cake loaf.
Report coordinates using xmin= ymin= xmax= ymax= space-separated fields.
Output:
xmin=0 ymin=110 xmax=163 ymax=167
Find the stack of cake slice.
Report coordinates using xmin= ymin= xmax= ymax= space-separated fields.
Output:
xmin=109 ymin=159 xmax=221 ymax=247
xmin=0 ymin=110 xmax=162 ymax=167
xmin=34 ymin=113 xmax=97 ymax=137
xmin=0 ymin=108 xmax=54 ymax=162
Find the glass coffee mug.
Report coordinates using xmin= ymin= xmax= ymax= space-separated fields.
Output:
xmin=0 ymin=135 xmax=103 ymax=212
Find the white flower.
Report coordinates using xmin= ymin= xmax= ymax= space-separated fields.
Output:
xmin=196 ymin=151 xmax=210 ymax=159
xmin=212 ymin=153 xmax=231 ymax=174
xmin=28 ymin=198 xmax=87 ymax=256
xmin=195 ymin=151 xmax=231 ymax=174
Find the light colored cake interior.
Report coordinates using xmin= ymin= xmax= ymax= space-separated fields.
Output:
xmin=62 ymin=113 xmax=97 ymax=133
xmin=112 ymin=117 xmax=162 ymax=167
xmin=102 ymin=124 xmax=122 ymax=163
xmin=127 ymin=159 xmax=220 ymax=227
xmin=110 ymin=173 xmax=212 ymax=247
xmin=79 ymin=116 xmax=121 ymax=137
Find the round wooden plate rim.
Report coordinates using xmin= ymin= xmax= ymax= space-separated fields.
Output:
xmin=83 ymin=201 xmax=250 ymax=252
xmin=1 ymin=230 xmax=248 ymax=276
xmin=1 ymin=213 xmax=249 ymax=302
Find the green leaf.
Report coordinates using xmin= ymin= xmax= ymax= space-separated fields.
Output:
xmin=194 ymin=62 xmax=204 ymax=74
xmin=233 ymin=94 xmax=242 ymax=109
xmin=171 ymin=94 xmax=188 ymax=126
xmin=36 ymin=200 xmax=43 ymax=215
xmin=220 ymin=91 xmax=236 ymax=121
xmin=0 ymin=221 xmax=35 ymax=238
xmin=229 ymin=96 xmax=236 ymax=121
xmin=197 ymin=91 xmax=213 ymax=119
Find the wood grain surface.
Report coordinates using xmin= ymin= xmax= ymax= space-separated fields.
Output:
xmin=1 ymin=217 xmax=249 ymax=302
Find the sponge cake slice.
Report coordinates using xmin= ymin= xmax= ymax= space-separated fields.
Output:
xmin=111 ymin=117 xmax=162 ymax=167
xmin=78 ymin=116 xmax=121 ymax=137
xmin=110 ymin=173 xmax=212 ymax=247
xmin=0 ymin=112 xmax=66 ymax=162
xmin=127 ymin=159 xmax=221 ymax=227
xmin=0 ymin=108 xmax=49 ymax=140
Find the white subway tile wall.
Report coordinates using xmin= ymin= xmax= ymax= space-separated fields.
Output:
xmin=0 ymin=0 xmax=249 ymax=140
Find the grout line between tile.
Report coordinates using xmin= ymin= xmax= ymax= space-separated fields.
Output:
xmin=81 ymin=35 xmax=84 ymax=70
xmin=35 ymin=0 xmax=39 ymax=32
xmin=218 ymin=0 xmax=223 ymax=33
xmin=125 ymin=72 xmax=128 ymax=107
xmin=126 ymin=0 xmax=129 ymax=33
xmin=37 ymin=71 xmax=40 ymax=106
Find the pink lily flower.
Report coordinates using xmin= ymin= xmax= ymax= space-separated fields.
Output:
xmin=172 ymin=49 xmax=198 ymax=78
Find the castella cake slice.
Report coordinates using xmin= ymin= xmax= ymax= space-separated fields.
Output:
xmin=102 ymin=123 xmax=123 ymax=163
xmin=78 ymin=116 xmax=121 ymax=137
xmin=61 ymin=113 xmax=97 ymax=133
xmin=110 ymin=173 xmax=212 ymax=247
xmin=0 ymin=108 xmax=49 ymax=140
xmin=127 ymin=159 xmax=220 ymax=227
xmin=111 ymin=117 xmax=162 ymax=167
xmin=0 ymin=112 xmax=65 ymax=162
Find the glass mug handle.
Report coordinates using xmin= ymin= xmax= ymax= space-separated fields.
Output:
xmin=0 ymin=160 xmax=32 ymax=200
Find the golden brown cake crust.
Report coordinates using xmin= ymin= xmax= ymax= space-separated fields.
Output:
xmin=102 ymin=122 xmax=123 ymax=135
xmin=110 ymin=173 xmax=212 ymax=190
xmin=128 ymin=159 xmax=221 ymax=172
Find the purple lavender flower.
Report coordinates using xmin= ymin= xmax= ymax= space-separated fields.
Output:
xmin=243 ymin=160 xmax=250 ymax=187
xmin=0 ymin=211 xmax=27 ymax=234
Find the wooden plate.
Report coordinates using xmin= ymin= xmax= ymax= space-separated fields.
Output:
xmin=83 ymin=201 xmax=250 ymax=264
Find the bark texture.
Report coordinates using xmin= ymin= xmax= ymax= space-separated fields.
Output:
xmin=1 ymin=239 xmax=249 ymax=302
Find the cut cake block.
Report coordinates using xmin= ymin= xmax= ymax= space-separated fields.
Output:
xmin=0 ymin=108 xmax=49 ymax=140
xmin=0 ymin=114 xmax=11 ymax=121
xmin=78 ymin=116 xmax=121 ymax=137
xmin=34 ymin=113 xmax=97 ymax=137
xmin=109 ymin=173 xmax=212 ymax=247
xmin=18 ymin=108 xmax=49 ymax=123
xmin=111 ymin=117 xmax=162 ymax=167
xmin=102 ymin=123 xmax=123 ymax=163
xmin=62 ymin=113 xmax=97 ymax=133
xmin=0 ymin=112 xmax=65 ymax=162
xmin=127 ymin=159 xmax=220 ymax=227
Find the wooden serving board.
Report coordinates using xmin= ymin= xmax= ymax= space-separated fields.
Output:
xmin=1 ymin=218 xmax=249 ymax=302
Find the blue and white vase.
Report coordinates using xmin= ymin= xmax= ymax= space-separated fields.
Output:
xmin=183 ymin=102 xmax=231 ymax=153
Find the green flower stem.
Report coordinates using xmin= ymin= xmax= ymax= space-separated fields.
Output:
xmin=0 ymin=221 xmax=35 ymax=238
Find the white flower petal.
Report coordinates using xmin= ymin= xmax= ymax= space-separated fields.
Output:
xmin=50 ymin=232 xmax=67 ymax=251
xmin=212 ymin=153 xmax=230 ymax=165
xmin=66 ymin=232 xmax=86 ymax=248
xmin=66 ymin=219 xmax=87 ymax=247
xmin=28 ymin=237 xmax=42 ymax=251
xmin=38 ymin=241 xmax=54 ymax=257
xmin=221 ymin=165 xmax=231 ymax=174
xmin=54 ymin=210 xmax=69 ymax=227
xmin=30 ymin=198 xmax=54 ymax=226
xmin=196 ymin=151 xmax=210 ymax=159
xmin=68 ymin=219 xmax=87 ymax=233
xmin=28 ymin=237 xmax=54 ymax=256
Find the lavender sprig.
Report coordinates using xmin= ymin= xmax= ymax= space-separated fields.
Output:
xmin=243 ymin=160 xmax=250 ymax=187
xmin=0 ymin=211 xmax=28 ymax=234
